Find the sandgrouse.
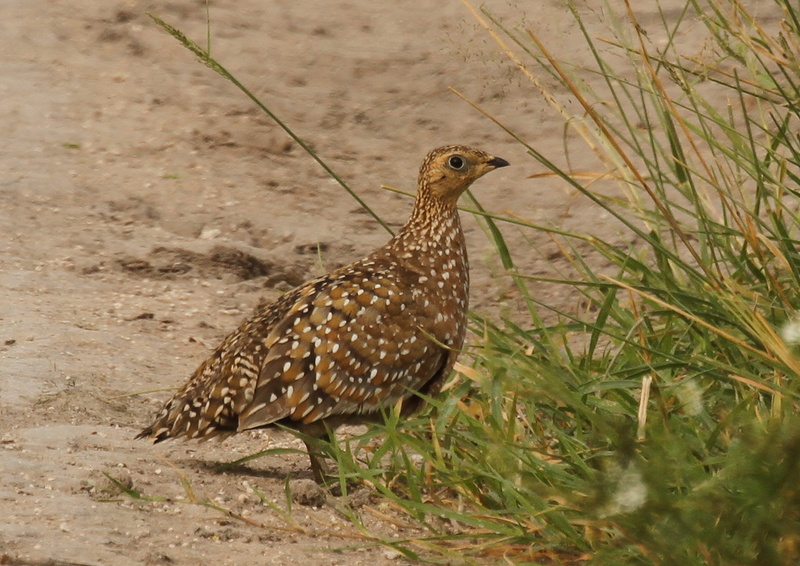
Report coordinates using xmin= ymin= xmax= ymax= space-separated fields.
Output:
xmin=137 ymin=145 xmax=509 ymax=483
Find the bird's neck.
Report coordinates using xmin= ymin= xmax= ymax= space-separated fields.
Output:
xmin=389 ymin=191 xmax=464 ymax=255
xmin=386 ymin=190 xmax=471 ymax=345
xmin=380 ymin=190 xmax=471 ymax=354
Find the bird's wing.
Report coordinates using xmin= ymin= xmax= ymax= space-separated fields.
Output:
xmin=136 ymin=283 xmax=310 ymax=441
xmin=237 ymin=263 xmax=447 ymax=430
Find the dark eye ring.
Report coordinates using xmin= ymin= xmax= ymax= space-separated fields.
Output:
xmin=448 ymin=155 xmax=465 ymax=170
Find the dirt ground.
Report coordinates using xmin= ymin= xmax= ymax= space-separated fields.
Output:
xmin=0 ymin=0 xmax=775 ymax=564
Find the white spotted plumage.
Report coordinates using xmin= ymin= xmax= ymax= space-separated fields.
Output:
xmin=138 ymin=145 xmax=508 ymax=482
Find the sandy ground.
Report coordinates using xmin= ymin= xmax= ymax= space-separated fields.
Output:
xmin=0 ymin=0 xmax=771 ymax=564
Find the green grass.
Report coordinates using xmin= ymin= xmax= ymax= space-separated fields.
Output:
xmin=141 ymin=1 xmax=800 ymax=563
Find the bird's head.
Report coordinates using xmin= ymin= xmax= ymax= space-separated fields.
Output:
xmin=417 ymin=145 xmax=509 ymax=206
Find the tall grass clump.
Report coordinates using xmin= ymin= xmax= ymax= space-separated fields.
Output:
xmin=329 ymin=1 xmax=800 ymax=564
xmin=147 ymin=1 xmax=800 ymax=563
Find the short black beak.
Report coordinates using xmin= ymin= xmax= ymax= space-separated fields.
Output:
xmin=487 ymin=156 xmax=510 ymax=169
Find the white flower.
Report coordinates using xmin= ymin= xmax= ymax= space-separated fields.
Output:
xmin=600 ymin=463 xmax=648 ymax=517
xmin=676 ymin=380 xmax=703 ymax=416
xmin=781 ymin=313 xmax=800 ymax=346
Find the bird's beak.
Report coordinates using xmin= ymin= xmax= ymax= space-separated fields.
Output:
xmin=486 ymin=156 xmax=510 ymax=169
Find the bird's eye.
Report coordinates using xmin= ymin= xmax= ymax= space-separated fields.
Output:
xmin=448 ymin=155 xmax=465 ymax=170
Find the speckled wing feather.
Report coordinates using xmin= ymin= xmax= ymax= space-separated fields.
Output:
xmin=136 ymin=284 xmax=310 ymax=441
xmin=138 ymin=254 xmax=451 ymax=441
xmin=238 ymin=255 xmax=448 ymax=429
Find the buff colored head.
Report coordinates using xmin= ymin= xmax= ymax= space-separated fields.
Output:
xmin=417 ymin=145 xmax=509 ymax=205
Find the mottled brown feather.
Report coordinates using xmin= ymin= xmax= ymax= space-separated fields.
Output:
xmin=137 ymin=145 xmax=509 ymax=480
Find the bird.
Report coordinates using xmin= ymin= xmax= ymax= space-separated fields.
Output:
xmin=137 ymin=145 xmax=509 ymax=483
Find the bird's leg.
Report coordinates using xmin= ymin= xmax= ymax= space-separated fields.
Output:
xmin=301 ymin=426 xmax=338 ymax=485
xmin=304 ymin=439 xmax=331 ymax=485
